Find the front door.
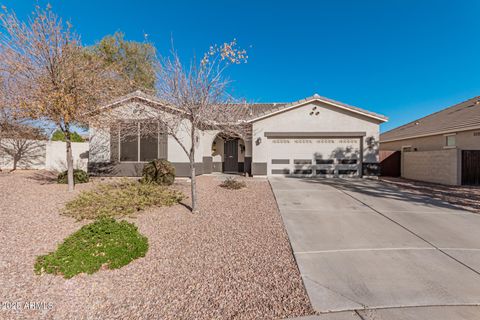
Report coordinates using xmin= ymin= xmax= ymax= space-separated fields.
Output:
xmin=224 ymin=139 xmax=238 ymax=172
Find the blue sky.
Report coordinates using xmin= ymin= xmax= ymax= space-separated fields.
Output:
xmin=2 ymin=0 xmax=480 ymax=132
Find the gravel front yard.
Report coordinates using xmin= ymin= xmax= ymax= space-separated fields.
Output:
xmin=0 ymin=171 xmax=313 ymax=319
xmin=381 ymin=177 xmax=480 ymax=213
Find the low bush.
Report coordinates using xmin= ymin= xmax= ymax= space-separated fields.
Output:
xmin=63 ymin=180 xmax=184 ymax=220
xmin=141 ymin=159 xmax=175 ymax=185
xmin=219 ymin=177 xmax=247 ymax=190
xmin=57 ymin=169 xmax=89 ymax=184
xmin=34 ymin=218 xmax=148 ymax=278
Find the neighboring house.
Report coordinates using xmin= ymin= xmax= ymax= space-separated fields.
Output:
xmin=380 ymin=96 xmax=480 ymax=185
xmin=88 ymin=91 xmax=387 ymax=177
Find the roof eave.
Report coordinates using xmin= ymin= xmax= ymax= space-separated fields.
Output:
xmin=380 ymin=124 xmax=480 ymax=143
xmin=246 ymin=97 xmax=387 ymax=123
xmin=94 ymin=91 xmax=184 ymax=116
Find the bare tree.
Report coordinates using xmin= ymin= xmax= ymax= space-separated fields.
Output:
xmin=98 ymin=41 xmax=249 ymax=212
xmin=153 ymin=41 xmax=248 ymax=213
xmin=0 ymin=4 xmax=126 ymax=190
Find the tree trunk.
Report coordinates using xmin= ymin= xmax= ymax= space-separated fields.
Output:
xmin=190 ymin=160 xmax=197 ymax=213
xmin=11 ymin=155 xmax=18 ymax=172
xmin=189 ymin=122 xmax=198 ymax=213
xmin=65 ymin=132 xmax=74 ymax=192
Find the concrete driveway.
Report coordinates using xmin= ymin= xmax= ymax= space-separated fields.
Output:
xmin=270 ymin=177 xmax=480 ymax=320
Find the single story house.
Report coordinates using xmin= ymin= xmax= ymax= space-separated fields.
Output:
xmin=380 ymin=96 xmax=480 ymax=185
xmin=88 ymin=91 xmax=387 ymax=177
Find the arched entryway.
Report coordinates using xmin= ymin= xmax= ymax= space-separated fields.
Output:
xmin=211 ymin=133 xmax=246 ymax=174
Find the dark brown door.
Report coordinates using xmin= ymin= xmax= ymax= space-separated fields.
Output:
xmin=462 ymin=150 xmax=480 ymax=185
xmin=224 ymin=139 xmax=238 ymax=172
xmin=379 ymin=150 xmax=401 ymax=177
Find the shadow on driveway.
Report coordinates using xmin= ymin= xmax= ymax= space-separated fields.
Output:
xmin=296 ymin=177 xmax=470 ymax=212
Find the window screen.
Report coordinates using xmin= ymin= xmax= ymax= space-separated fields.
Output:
xmin=294 ymin=159 xmax=312 ymax=165
xmin=271 ymin=169 xmax=290 ymax=174
xmin=294 ymin=169 xmax=312 ymax=174
xmin=272 ymin=159 xmax=290 ymax=164
xmin=339 ymin=169 xmax=357 ymax=175
xmin=120 ymin=124 xmax=138 ymax=161
xmin=446 ymin=135 xmax=456 ymax=147
xmin=316 ymin=159 xmax=334 ymax=164
xmin=339 ymin=159 xmax=357 ymax=164
xmin=316 ymin=169 xmax=334 ymax=175
xmin=140 ymin=123 xmax=158 ymax=161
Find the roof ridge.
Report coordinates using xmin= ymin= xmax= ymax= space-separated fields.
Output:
xmin=230 ymin=102 xmax=287 ymax=105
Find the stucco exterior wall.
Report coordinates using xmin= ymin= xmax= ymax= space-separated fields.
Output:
xmin=201 ymin=130 xmax=220 ymax=158
xmin=89 ymin=126 xmax=111 ymax=163
xmin=0 ymin=139 xmax=46 ymax=170
xmin=46 ymin=141 xmax=89 ymax=171
xmin=0 ymin=140 xmax=88 ymax=171
xmin=211 ymin=135 xmax=224 ymax=162
xmin=251 ymin=101 xmax=382 ymax=175
xmin=380 ymin=129 xmax=480 ymax=151
xmin=167 ymin=119 xmax=205 ymax=163
xmin=402 ymin=149 xmax=460 ymax=185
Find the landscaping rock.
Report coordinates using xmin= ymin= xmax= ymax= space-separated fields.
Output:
xmin=0 ymin=171 xmax=314 ymax=319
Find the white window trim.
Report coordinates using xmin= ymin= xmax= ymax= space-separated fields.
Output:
xmin=443 ymin=133 xmax=457 ymax=149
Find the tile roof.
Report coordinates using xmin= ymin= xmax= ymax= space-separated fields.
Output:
xmin=244 ymin=94 xmax=387 ymax=122
xmin=102 ymin=91 xmax=387 ymax=123
xmin=226 ymin=102 xmax=288 ymax=120
xmin=381 ymin=96 xmax=480 ymax=142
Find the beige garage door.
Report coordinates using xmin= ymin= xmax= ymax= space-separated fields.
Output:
xmin=268 ymin=137 xmax=361 ymax=177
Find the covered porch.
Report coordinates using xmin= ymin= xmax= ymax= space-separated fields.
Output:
xmin=211 ymin=133 xmax=252 ymax=175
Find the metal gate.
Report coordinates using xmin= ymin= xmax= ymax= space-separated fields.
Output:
xmin=462 ymin=150 xmax=480 ymax=185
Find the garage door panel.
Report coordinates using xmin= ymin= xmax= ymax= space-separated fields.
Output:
xmin=268 ymin=137 xmax=361 ymax=177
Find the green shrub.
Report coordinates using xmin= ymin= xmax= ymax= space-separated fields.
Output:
xmin=51 ymin=130 xmax=84 ymax=142
xmin=63 ymin=180 xmax=184 ymax=220
xmin=34 ymin=218 xmax=148 ymax=278
xmin=141 ymin=159 xmax=175 ymax=186
xmin=57 ymin=169 xmax=89 ymax=184
xmin=219 ymin=177 xmax=247 ymax=190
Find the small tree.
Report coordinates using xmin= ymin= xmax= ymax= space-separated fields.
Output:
xmin=51 ymin=129 xmax=84 ymax=142
xmin=0 ymin=5 xmax=126 ymax=190
xmin=93 ymin=32 xmax=157 ymax=92
xmin=153 ymin=41 xmax=248 ymax=212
